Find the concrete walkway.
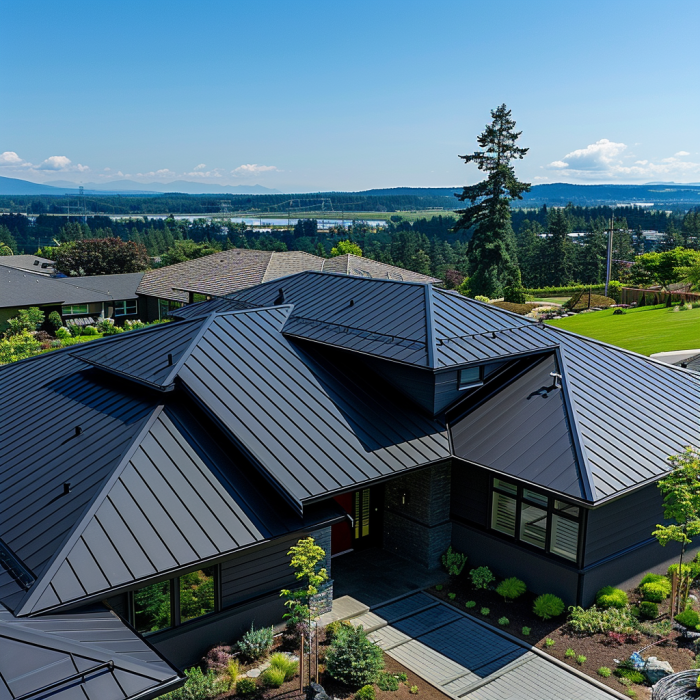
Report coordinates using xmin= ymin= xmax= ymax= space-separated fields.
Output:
xmin=327 ymin=591 xmax=620 ymax=700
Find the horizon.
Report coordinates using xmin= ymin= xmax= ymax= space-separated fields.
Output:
xmin=3 ymin=0 xmax=700 ymax=191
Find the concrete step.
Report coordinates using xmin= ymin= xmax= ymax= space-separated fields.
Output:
xmin=317 ymin=595 xmax=370 ymax=626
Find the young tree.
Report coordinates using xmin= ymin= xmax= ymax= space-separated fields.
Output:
xmin=160 ymin=239 xmax=221 ymax=266
xmin=330 ymin=239 xmax=363 ymax=257
xmin=454 ymin=104 xmax=530 ymax=298
xmin=630 ymin=248 xmax=700 ymax=291
xmin=653 ymin=447 xmax=700 ymax=613
xmin=53 ymin=238 xmax=150 ymax=276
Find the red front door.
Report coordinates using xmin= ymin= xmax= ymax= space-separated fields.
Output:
xmin=331 ymin=493 xmax=353 ymax=554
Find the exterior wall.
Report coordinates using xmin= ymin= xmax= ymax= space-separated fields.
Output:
xmin=139 ymin=295 xmax=161 ymax=322
xmin=384 ymin=463 xmax=452 ymax=569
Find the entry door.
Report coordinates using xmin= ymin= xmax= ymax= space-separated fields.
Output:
xmin=353 ymin=488 xmax=382 ymax=549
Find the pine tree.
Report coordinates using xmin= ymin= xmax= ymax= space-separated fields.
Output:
xmin=454 ymin=104 xmax=530 ymax=297
xmin=545 ymin=207 xmax=573 ymax=286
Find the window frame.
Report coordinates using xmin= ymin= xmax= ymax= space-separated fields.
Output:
xmin=129 ymin=565 xmax=220 ymax=635
xmin=114 ymin=299 xmax=138 ymax=317
xmin=62 ymin=304 xmax=89 ymax=316
xmin=458 ymin=365 xmax=484 ymax=390
xmin=488 ymin=477 xmax=583 ymax=566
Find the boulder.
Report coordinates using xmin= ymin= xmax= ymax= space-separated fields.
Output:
xmin=644 ymin=656 xmax=674 ymax=685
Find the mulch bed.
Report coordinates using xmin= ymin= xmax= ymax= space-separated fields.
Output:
xmin=430 ymin=581 xmax=700 ymax=700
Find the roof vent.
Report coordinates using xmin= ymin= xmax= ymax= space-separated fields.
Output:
xmin=167 ymin=353 xmax=173 ymax=366
xmin=681 ymin=362 xmax=688 ymax=368
xmin=491 ymin=331 xmax=497 ymax=339
xmin=274 ymin=289 xmax=285 ymax=305
xmin=349 ymin=300 xmax=355 ymax=307
xmin=63 ymin=482 xmax=71 ymax=496
xmin=75 ymin=426 xmax=82 ymax=437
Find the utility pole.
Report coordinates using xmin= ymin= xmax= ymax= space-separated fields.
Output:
xmin=605 ymin=208 xmax=615 ymax=297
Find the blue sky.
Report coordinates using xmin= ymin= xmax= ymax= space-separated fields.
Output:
xmin=2 ymin=0 xmax=699 ymax=192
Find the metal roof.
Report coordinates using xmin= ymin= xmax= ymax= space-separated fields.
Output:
xmin=0 ymin=602 xmax=182 ymax=700
xmin=0 ymin=255 xmax=55 ymax=275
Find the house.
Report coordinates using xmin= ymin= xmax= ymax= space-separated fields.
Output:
xmin=1 ymin=271 xmax=698 ymax=697
xmin=0 ymin=254 xmax=56 ymax=275
xmin=0 ymin=266 xmax=144 ymax=330
xmin=136 ymin=249 xmax=440 ymax=320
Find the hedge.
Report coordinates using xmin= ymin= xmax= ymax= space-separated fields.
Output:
xmin=525 ymin=284 xmax=605 ymax=296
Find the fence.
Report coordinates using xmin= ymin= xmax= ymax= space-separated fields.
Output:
xmin=621 ymin=287 xmax=700 ymax=306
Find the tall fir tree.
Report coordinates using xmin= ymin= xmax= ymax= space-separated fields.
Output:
xmin=545 ymin=207 xmax=574 ymax=286
xmin=454 ymin=104 xmax=530 ymax=298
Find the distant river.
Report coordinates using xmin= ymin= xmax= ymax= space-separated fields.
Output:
xmin=107 ymin=215 xmax=387 ymax=229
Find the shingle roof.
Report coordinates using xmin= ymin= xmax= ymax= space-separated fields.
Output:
xmin=137 ymin=249 xmax=438 ymax=303
xmin=0 ymin=602 xmax=182 ymax=700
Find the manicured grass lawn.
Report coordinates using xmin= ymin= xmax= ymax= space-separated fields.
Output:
xmin=546 ymin=304 xmax=700 ymax=355
xmin=532 ymin=296 xmax=571 ymax=305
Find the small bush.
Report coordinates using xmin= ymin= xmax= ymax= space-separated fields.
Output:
xmin=326 ymin=625 xmax=384 ymax=687
xmin=615 ymin=667 xmax=646 ymax=685
xmin=480 ymin=607 xmax=489 ymax=616
xmin=434 ymin=584 xmax=443 ymax=591
xmin=447 ymin=592 xmax=456 ymax=600
xmin=269 ymin=653 xmax=298 ymax=681
xmin=262 ymin=668 xmax=286 ymax=689
xmin=625 ymin=690 xmax=637 ymax=699
xmin=637 ymin=619 xmax=672 ymax=639
xmin=227 ymin=659 xmax=240 ymax=683
xmin=397 ymin=673 xmax=407 ymax=683
xmin=522 ymin=626 xmax=531 ymax=636
xmin=544 ymin=638 xmax=555 ymax=647
xmin=565 ymin=648 xmax=576 ymax=658
xmin=596 ymin=586 xmax=628 ymax=609
xmin=470 ymin=566 xmax=495 ymax=590
xmin=533 ymin=594 xmax=565 ymax=620
xmin=640 ymin=573 xmax=671 ymax=596
xmin=409 ymin=686 xmax=418 ymax=695
xmin=237 ymin=624 xmax=274 ymax=660
xmin=204 ymin=644 xmax=234 ymax=671
xmin=82 ymin=325 xmax=99 ymax=336
xmin=465 ymin=600 xmax=476 ymax=609
xmin=639 ymin=601 xmax=659 ymax=620
xmin=576 ymin=655 xmax=587 ymax=665
xmin=355 ymin=685 xmax=375 ymax=700
xmin=675 ymin=608 xmax=700 ymax=630
xmin=568 ymin=605 xmax=637 ymax=635
xmin=377 ymin=673 xmax=400 ymax=691
xmin=598 ymin=667 xmax=612 ymax=678
xmin=498 ymin=617 xmax=509 ymax=626
xmin=474 ymin=295 xmax=490 ymax=303
xmin=496 ymin=577 xmax=527 ymax=602
xmin=441 ymin=546 xmax=468 ymax=577
xmin=48 ymin=311 xmax=63 ymax=330
xmin=641 ymin=582 xmax=668 ymax=603
xmin=325 ymin=621 xmax=342 ymax=639
xmin=491 ymin=301 xmax=532 ymax=315
xmin=162 ymin=667 xmax=229 ymax=699
xmin=55 ymin=326 xmax=72 ymax=339
xmin=235 ymin=678 xmax=257 ymax=697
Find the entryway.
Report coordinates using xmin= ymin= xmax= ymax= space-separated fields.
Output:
xmin=331 ymin=486 xmax=385 ymax=556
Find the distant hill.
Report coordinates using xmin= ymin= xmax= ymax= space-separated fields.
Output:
xmin=0 ymin=176 xmax=69 ymax=195
xmin=45 ymin=179 xmax=281 ymax=195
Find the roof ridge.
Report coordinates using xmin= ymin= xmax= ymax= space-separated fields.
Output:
xmin=15 ymin=406 xmax=165 ymax=617
xmin=425 ymin=284 xmax=437 ymax=368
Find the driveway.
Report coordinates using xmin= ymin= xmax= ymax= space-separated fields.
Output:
xmin=344 ymin=591 xmax=619 ymax=700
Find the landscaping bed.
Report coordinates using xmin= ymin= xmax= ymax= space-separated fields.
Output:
xmin=430 ymin=580 xmax=700 ymax=700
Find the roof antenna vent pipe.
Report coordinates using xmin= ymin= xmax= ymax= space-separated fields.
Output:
xmin=349 ymin=299 xmax=354 ymax=307
xmin=63 ymin=483 xmax=71 ymax=495
xmin=167 ymin=353 xmax=173 ymax=366
xmin=491 ymin=332 xmax=497 ymax=339
xmin=274 ymin=289 xmax=285 ymax=305
xmin=75 ymin=426 xmax=82 ymax=437
xmin=550 ymin=372 xmax=562 ymax=389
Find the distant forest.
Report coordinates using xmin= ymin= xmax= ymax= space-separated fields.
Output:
xmin=2 ymin=204 xmax=700 ymax=289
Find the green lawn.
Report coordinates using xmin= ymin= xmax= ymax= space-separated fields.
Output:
xmin=532 ymin=296 xmax=571 ymax=305
xmin=545 ymin=304 xmax=700 ymax=356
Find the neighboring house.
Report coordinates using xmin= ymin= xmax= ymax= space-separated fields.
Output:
xmin=1 ymin=271 xmax=698 ymax=696
xmin=0 ymin=254 xmax=56 ymax=275
xmin=0 ymin=267 xmax=144 ymax=329
xmin=137 ymin=249 xmax=439 ymax=320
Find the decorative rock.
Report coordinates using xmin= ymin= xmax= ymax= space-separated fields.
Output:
xmin=644 ymin=656 xmax=674 ymax=685
xmin=259 ymin=662 xmax=270 ymax=670
xmin=247 ymin=668 xmax=261 ymax=678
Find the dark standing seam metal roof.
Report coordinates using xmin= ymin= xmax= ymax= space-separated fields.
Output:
xmin=178 ymin=306 xmax=450 ymax=509
xmin=0 ymin=602 xmax=182 ymax=700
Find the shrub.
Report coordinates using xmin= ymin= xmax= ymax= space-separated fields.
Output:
xmin=496 ymin=577 xmax=527 ymax=602
xmin=675 ymin=608 xmax=700 ymax=630
xmin=615 ymin=667 xmax=646 ymax=685
xmin=596 ymin=586 xmax=628 ymax=609
xmin=533 ymin=594 xmax=565 ymax=620
xmin=325 ymin=620 xmax=341 ymax=639
xmin=491 ymin=301 xmax=532 ymax=315
xmin=55 ymin=326 xmax=72 ymax=339
xmin=434 ymin=584 xmax=443 ymax=591
xmin=355 ymin=686 xmax=375 ymax=700
xmin=227 ymin=659 xmax=240 ymax=683
xmin=326 ymin=625 xmax=384 ymax=687
xmin=465 ymin=601 xmax=476 ymax=609
xmin=377 ymin=673 xmax=400 ymax=691
xmin=498 ymin=617 xmax=509 ymax=626
xmin=0 ymin=330 xmax=42 ymax=364
xmin=269 ymin=653 xmax=298 ymax=681
xmin=598 ymin=667 xmax=612 ymax=678
xmin=566 ymin=291 xmax=616 ymax=311
xmin=522 ymin=626 xmax=531 ymax=636
xmin=237 ymin=624 xmax=274 ymax=660
xmin=480 ymin=607 xmax=490 ymax=616
xmin=567 ymin=605 xmax=637 ymax=635
xmin=409 ymin=686 xmax=418 ymax=695
xmin=82 ymin=325 xmax=99 ymax=336
xmin=470 ymin=566 xmax=495 ymax=590
xmin=576 ymin=655 xmax=587 ymax=665
xmin=261 ymin=668 xmax=286 ymax=689
xmin=637 ymin=619 xmax=672 ymax=639
xmin=204 ymin=644 xmax=233 ymax=671
xmin=640 ymin=573 xmax=671 ymax=594
xmin=503 ymin=283 xmax=527 ymax=304
xmin=48 ymin=311 xmax=63 ymax=331
xmin=441 ymin=547 xmax=467 ymax=577
xmin=235 ymin=678 xmax=258 ymax=697
xmin=639 ymin=601 xmax=659 ymax=620
xmin=283 ymin=620 xmax=310 ymax=647
xmin=161 ymin=667 xmax=228 ymax=700
xmin=447 ymin=592 xmax=456 ymax=600
xmin=641 ymin=582 xmax=668 ymax=603
xmin=4 ymin=307 xmax=44 ymax=336
xmin=474 ymin=295 xmax=490 ymax=303
xmin=544 ymin=638 xmax=555 ymax=647
xmin=564 ymin=648 xmax=576 ymax=659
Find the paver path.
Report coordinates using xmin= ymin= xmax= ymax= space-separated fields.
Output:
xmin=347 ymin=592 xmax=617 ymax=700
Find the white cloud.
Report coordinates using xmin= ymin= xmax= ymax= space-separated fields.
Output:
xmin=37 ymin=155 xmax=89 ymax=172
xmin=232 ymin=163 xmax=279 ymax=175
xmin=547 ymin=139 xmax=700 ymax=181
xmin=0 ymin=151 xmax=28 ymax=166
xmin=193 ymin=163 xmax=206 ymax=170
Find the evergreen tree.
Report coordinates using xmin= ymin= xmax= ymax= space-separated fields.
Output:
xmin=545 ymin=207 xmax=573 ymax=286
xmin=0 ymin=225 xmax=18 ymax=255
xmin=659 ymin=220 xmax=684 ymax=252
xmin=454 ymin=104 xmax=530 ymax=297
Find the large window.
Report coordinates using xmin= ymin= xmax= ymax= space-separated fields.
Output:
xmin=158 ymin=298 xmax=184 ymax=320
xmin=114 ymin=299 xmax=137 ymax=316
xmin=63 ymin=304 xmax=89 ymax=315
xmin=132 ymin=567 xmax=217 ymax=635
xmin=490 ymin=478 xmax=581 ymax=563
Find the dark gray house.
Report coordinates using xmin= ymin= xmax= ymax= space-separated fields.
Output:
xmin=1 ymin=271 xmax=698 ymax=698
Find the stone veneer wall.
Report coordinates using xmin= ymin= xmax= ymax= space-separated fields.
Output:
xmin=383 ymin=464 xmax=452 ymax=569
xmin=309 ymin=526 xmax=333 ymax=615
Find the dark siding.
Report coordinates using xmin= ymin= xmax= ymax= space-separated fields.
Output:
xmin=359 ymin=357 xmax=436 ymax=414
xmin=220 ymin=535 xmax=300 ymax=608
xmin=450 ymin=462 xmax=489 ymax=527
xmin=584 ymin=483 xmax=666 ymax=565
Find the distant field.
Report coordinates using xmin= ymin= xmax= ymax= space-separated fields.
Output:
xmin=546 ymin=304 xmax=700 ymax=356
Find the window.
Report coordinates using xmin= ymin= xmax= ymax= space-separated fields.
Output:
xmin=114 ymin=299 xmax=137 ymax=316
xmin=191 ymin=293 xmax=209 ymax=303
xmin=459 ymin=366 xmax=483 ymax=389
xmin=490 ymin=478 xmax=581 ymax=563
xmin=158 ymin=298 xmax=184 ymax=320
xmin=132 ymin=567 xmax=218 ymax=634
xmin=63 ymin=304 xmax=89 ymax=315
